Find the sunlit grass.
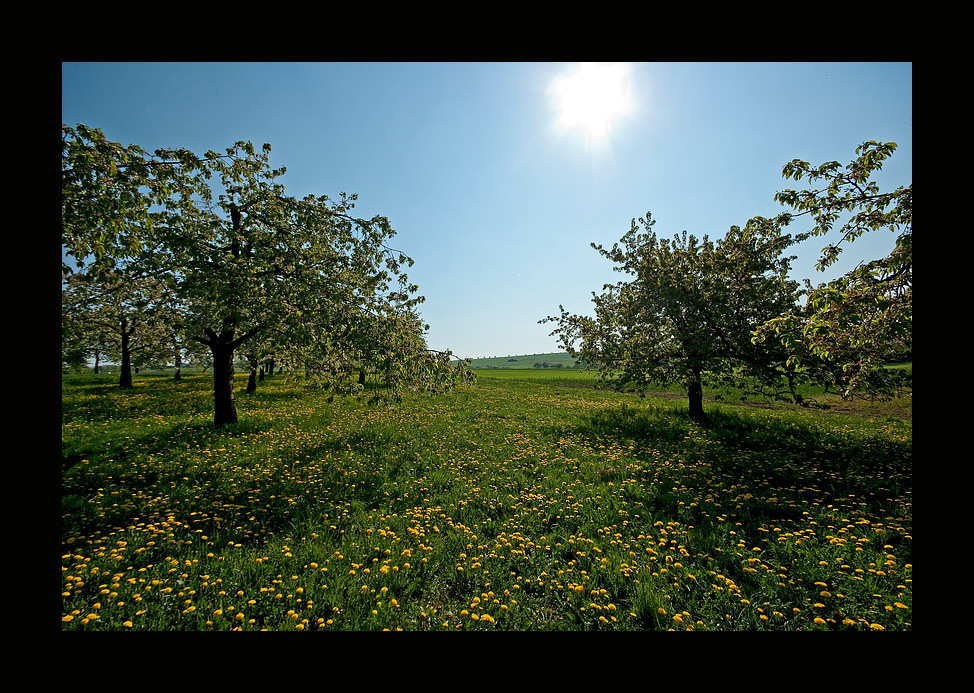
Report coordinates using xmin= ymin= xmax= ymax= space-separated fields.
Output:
xmin=62 ymin=371 xmax=911 ymax=630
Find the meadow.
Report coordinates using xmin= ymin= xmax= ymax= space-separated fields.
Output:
xmin=464 ymin=352 xmax=583 ymax=370
xmin=61 ymin=369 xmax=911 ymax=631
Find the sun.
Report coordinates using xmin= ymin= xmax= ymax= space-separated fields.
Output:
xmin=552 ymin=62 xmax=632 ymax=141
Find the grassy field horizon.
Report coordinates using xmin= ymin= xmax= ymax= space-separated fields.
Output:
xmin=459 ymin=351 xmax=582 ymax=370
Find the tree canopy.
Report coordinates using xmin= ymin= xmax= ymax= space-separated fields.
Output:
xmin=62 ymin=124 xmax=473 ymax=426
xmin=543 ymin=214 xmax=804 ymax=420
xmin=544 ymin=141 xmax=911 ymax=417
xmin=753 ymin=140 xmax=912 ymax=398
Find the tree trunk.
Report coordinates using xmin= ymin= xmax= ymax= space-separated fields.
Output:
xmin=246 ymin=356 xmax=259 ymax=394
xmin=119 ymin=317 xmax=133 ymax=388
xmin=212 ymin=342 xmax=238 ymax=427
xmin=687 ymin=365 xmax=706 ymax=421
xmin=174 ymin=348 xmax=182 ymax=381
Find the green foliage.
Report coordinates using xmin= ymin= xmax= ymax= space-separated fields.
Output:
xmin=62 ymin=124 xmax=468 ymax=424
xmin=61 ymin=124 xmax=212 ymax=277
xmin=543 ymin=214 xmax=805 ymax=418
xmin=754 ymin=141 xmax=912 ymax=399
xmin=62 ymin=269 xmax=181 ymax=387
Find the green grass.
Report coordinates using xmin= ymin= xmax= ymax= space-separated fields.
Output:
xmin=464 ymin=351 xmax=583 ymax=370
xmin=61 ymin=371 xmax=911 ymax=630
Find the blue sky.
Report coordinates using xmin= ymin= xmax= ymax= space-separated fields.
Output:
xmin=62 ymin=62 xmax=912 ymax=360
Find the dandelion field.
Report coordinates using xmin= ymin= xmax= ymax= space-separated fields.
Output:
xmin=61 ymin=371 xmax=911 ymax=631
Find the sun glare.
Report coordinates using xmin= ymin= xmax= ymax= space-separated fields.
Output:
xmin=552 ymin=63 xmax=632 ymax=141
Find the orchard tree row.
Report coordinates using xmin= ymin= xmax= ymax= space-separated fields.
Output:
xmin=542 ymin=141 xmax=911 ymax=419
xmin=61 ymin=124 xmax=474 ymax=427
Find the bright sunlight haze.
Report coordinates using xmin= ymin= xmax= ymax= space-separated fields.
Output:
xmin=551 ymin=62 xmax=633 ymax=140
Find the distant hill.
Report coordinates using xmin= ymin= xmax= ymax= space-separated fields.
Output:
xmin=459 ymin=352 xmax=583 ymax=370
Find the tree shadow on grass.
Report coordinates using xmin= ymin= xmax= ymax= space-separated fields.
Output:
xmin=567 ymin=402 xmax=911 ymax=506
xmin=60 ymin=406 xmax=415 ymax=550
